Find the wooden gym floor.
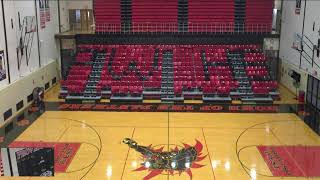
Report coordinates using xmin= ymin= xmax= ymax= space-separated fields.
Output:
xmin=3 ymin=111 xmax=320 ymax=180
xmin=2 ymin=84 xmax=320 ymax=180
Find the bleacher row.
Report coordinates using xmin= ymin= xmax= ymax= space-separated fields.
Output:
xmin=95 ymin=0 xmax=121 ymax=32
xmin=94 ymin=0 xmax=273 ymax=33
xmin=60 ymin=44 xmax=279 ymax=102
xmin=62 ymin=66 xmax=92 ymax=94
xmin=246 ymin=0 xmax=273 ymax=32
xmin=188 ymin=0 xmax=234 ymax=32
xmin=132 ymin=0 xmax=178 ymax=32
xmin=172 ymin=46 xmax=237 ymax=96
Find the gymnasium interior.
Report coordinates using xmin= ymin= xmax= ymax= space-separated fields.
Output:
xmin=0 ymin=0 xmax=320 ymax=179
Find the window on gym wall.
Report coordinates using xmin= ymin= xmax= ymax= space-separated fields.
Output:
xmin=317 ymin=83 xmax=320 ymax=110
xmin=272 ymin=0 xmax=282 ymax=34
xmin=307 ymin=75 xmax=312 ymax=104
xmin=312 ymin=78 xmax=318 ymax=107
xmin=69 ymin=9 xmax=93 ymax=32
xmin=307 ymin=75 xmax=320 ymax=109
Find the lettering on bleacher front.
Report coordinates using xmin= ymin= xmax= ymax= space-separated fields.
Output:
xmin=58 ymin=104 xmax=279 ymax=113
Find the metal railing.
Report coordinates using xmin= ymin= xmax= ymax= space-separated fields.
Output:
xmin=69 ymin=23 xmax=95 ymax=32
xmin=94 ymin=23 xmax=273 ymax=34
xmin=293 ymin=34 xmax=320 ymax=69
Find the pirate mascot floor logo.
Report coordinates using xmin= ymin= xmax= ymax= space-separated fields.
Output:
xmin=123 ymin=138 xmax=207 ymax=179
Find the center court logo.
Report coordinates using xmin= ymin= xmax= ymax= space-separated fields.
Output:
xmin=123 ymin=138 xmax=207 ymax=179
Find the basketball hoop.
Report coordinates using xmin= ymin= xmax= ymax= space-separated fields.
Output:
xmin=16 ymin=16 xmax=36 ymax=70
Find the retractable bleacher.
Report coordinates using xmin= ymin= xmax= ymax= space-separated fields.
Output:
xmin=132 ymin=0 xmax=178 ymax=32
xmin=61 ymin=44 xmax=279 ymax=103
xmin=188 ymin=0 xmax=234 ymax=33
xmin=245 ymin=0 xmax=273 ymax=33
xmin=72 ymin=0 xmax=278 ymax=102
xmin=95 ymin=0 xmax=121 ymax=32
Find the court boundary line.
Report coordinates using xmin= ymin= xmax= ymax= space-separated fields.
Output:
xmin=32 ymin=124 xmax=101 ymax=174
xmin=68 ymin=124 xmax=268 ymax=129
xmin=235 ymin=119 xmax=320 ymax=179
xmin=64 ymin=142 xmax=99 ymax=174
xmin=120 ymin=127 xmax=136 ymax=180
xmin=57 ymin=126 xmax=70 ymax=142
xmin=270 ymin=128 xmax=308 ymax=178
xmin=235 ymin=120 xmax=297 ymax=179
xmin=167 ymin=110 xmax=170 ymax=180
xmin=237 ymin=144 xmax=274 ymax=177
xmin=43 ymin=117 xmax=103 ymax=180
xmin=51 ymin=121 xmax=93 ymax=177
xmin=202 ymin=128 xmax=216 ymax=180
xmin=17 ymin=115 xmax=307 ymax=179
xmin=56 ymin=126 xmax=87 ymax=175
xmin=238 ymin=144 xmax=320 ymax=178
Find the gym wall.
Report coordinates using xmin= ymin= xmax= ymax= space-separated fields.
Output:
xmin=2 ymin=0 xmax=40 ymax=83
xmin=0 ymin=60 xmax=59 ymax=125
xmin=279 ymin=0 xmax=305 ymax=68
xmin=303 ymin=0 xmax=320 ymax=73
xmin=37 ymin=0 xmax=60 ymax=67
xmin=0 ymin=1 xmax=8 ymax=88
xmin=67 ymin=0 xmax=92 ymax=10
xmin=0 ymin=0 xmax=62 ymax=126
xmin=0 ymin=0 xmax=61 ymax=90
xmin=280 ymin=0 xmax=320 ymax=77
xmin=58 ymin=0 xmax=70 ymax=32
xmin=280 ymin=59 xmax=308 ymax=95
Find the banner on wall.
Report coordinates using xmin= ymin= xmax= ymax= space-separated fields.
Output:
xmin=0 ymin=50 xmax=6 ymax=81
xmin=45 ymin=0 xmax=50 ymax=22
xmin=295 ymin=0 xmax=302 ymax=15
xmin=39 ymin=0 xmax=46 ymax=28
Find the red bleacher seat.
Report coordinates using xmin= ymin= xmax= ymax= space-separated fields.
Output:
xmin=132 ymin=0 xmax=178 ymax=32
xmin=76 ymin=52 xmax=93 ymax=63
xmin=245 ymin=0 xmax=273 ymax=33
xmin=188 ymin=0 xmax=234 ymax=32
xmin=62 ymin=65 xmax=92 ymax=94
xmin=95 ymin=0 xmax=121 ymax=32
xmin=64 ymin=44 xmax=277 ymax=99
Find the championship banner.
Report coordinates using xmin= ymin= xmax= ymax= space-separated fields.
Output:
xmin=295 ymin=0 xmax=302 ymax=15
xmin=0 ymin=50 xmax=6 ymax=81
xmin=45 ymin=0 xmax=50 ymax=22
xmin=39 ymin=0 xmax=46 ymax=29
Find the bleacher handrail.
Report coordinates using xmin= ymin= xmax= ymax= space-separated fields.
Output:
xmin=94 ymin=22 xmax=273 ymax=34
